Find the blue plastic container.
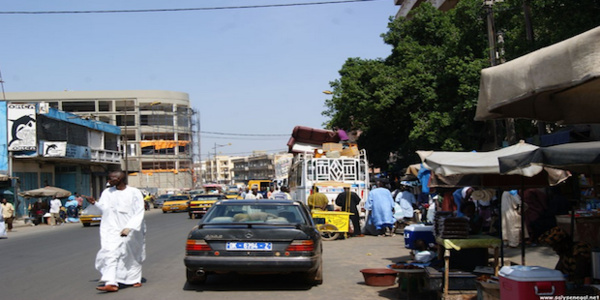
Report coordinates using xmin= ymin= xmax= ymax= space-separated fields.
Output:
xmin=404 ymin=224 xmax=435 ymax=249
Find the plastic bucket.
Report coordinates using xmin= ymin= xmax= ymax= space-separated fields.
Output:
xmin=360 ymin=268 xmax=397 ymax=286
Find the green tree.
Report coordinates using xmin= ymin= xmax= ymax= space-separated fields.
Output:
xmin=324 ymin=0 xmax=488 ymax=169
xmin=495 ymin=0 xmax=600 ymax=59
xmin=323 ymin=0 xmax=600 ymax=171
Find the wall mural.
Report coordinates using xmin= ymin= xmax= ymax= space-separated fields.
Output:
xmin=7 ymin=103 xmax=36 ymax=152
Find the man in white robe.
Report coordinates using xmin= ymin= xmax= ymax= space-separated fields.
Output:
xmin=85 ymin=171 xmax=146 ymax=292
xmin=0 ymin=204 xmax=7 ymax=239
xmin=501 ymin=190 xmax=522 ymax=248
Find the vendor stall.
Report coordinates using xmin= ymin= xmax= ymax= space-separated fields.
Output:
xmin=436 ymin=235 xmax=502 ymax=299
xmin=499 ymin=142 xmax=600 ymax=250
xmin=556 ymin=214 xmax=600 ymax=248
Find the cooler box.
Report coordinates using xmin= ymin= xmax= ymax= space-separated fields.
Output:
xmin=499 ymin=266 xmax=565 ymax=300
xmin=404 ymin=224 xmax=435 ymax=249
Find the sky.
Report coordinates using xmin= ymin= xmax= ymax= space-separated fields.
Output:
xmin=0 ymin=0 xmax=397 ymax=158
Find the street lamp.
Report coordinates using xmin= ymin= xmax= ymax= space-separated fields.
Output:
xmin=212 ymin=143 xmax=231 ymax=183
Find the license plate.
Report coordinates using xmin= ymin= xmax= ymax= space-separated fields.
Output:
xmin=226 ymin=242 xmax=272 ymax=251
xmin=92 ymin=217 xmax=101 ymax=221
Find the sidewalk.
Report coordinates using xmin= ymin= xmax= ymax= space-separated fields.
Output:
xmin=6 ymin=217 xmax=81 ymax=234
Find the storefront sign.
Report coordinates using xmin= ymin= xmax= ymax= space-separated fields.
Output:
xmin=42 ymin=141 xmax=67 ymax=157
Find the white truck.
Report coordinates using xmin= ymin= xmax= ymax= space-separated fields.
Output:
xmin=288 ymin=149 xmax=370 ymax=209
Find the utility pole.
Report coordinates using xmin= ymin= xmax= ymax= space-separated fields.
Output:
xmin=484 ymin=0 xmax=516 ymax=146
xmin=123 ymin=100 xmax=129 ymax=176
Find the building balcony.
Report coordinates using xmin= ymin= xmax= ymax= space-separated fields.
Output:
xmin=91 ymin=149 xmax=121 ymax=164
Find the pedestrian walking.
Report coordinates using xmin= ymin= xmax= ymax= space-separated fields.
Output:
xmin=84 ymin=170 xmax=146 ymax=292
xmin=501 ymin=190 xmax=522 ymax=247
xmin=65 ymin=195 xmax=80 ymax=223
xmin=1 ymin=198 xmax=15 ymax=232
xmin=49 ymin=194 xmax=64 ymax=226
xmin=335 ymin=189 xmax=362 ymax=237
xmin=74 ymin=192 xmax=84 ymax=209
xmin=270 ymin=186 xmax=291 ymax=200
xmin=0 ymin=204 xmax=7 ymax=239
xmin=307 ymin=185 xmax=329 ymax=211
xmin=244 ymin=187 xmax=264 ymax=200
xmin=365 ymin=181 xmax=396 ymax=236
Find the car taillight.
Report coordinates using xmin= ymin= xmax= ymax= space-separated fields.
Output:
xmin=286 ymin=240 xmax=315 ymax=252
xmin=186 ymin=239 xmax=212 ymax=251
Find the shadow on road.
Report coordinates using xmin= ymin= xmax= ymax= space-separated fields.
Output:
xmin=182 ymin=273 xmax=313 ymax=292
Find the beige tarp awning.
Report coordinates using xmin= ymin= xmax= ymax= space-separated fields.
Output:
xmin=417 ymin=142 xmax=544 ymax=177
xmin=475 ymin=26 xmax=600 ymax=124
xmin=417 ymin=141 xmax=570 ymax=188
xmin=19 ymin=186 xmax=72 ymax=198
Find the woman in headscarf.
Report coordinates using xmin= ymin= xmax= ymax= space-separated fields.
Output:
xmin=65 ymin=195 xmax=80 ymax=223
xmin=452 ymin=187 xmax=473 ymax=217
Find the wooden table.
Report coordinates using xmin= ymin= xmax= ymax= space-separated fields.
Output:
xmin=436 ymin=235 xmax=501 ymax=299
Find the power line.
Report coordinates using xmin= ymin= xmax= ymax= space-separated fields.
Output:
xmin=215 ymin=149 xmax=289 ymax=156
xmin=202 ymin=136 xmax=287 ymax=141
xmin=0 ymin=0 xmax=382 ymax=15
xmin=201 ymin=131 xmax=288 ymax=137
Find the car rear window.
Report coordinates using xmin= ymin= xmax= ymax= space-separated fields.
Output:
xmin=168 ymin=196 xmax=189 ymax=201
xmin=204 ymin=204 xmax=305 ymax=225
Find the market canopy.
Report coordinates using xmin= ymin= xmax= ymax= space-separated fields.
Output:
xmin=417 ymin=142 xmax=570 ymax=188
xmin=418 ymin=142 xmax=544 ymax=177
xmin=475 ymin=26 xmax=600 ymax=124
xmin=19 ymin=186 xmax=72 ymax=198
xmin=499 ymin=141 xmax=600 ymax=174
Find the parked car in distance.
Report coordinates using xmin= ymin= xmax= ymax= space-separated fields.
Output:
xmin=162 ymin=194 xmax=191 ymax=213
xmin=188 ymin=194 xmax=228 ymax=219
xmin=184 ymin=199 xmax=323 ymax=286
xmin=154 ymin=194 xmax=171 ymax=208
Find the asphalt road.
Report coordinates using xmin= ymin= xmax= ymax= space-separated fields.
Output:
xmin=0 ymin=209 xmax=408 ymax=300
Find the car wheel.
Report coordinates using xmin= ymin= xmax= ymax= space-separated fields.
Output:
xmin=186 ymin=269 xmax=206 ymax=285
xmin=318 ymin=224 xmax=340 ymax=241
xmin=303 ymin=260 xmax=323 ymax=285
xmin=162 ymin=211 xmax=167 ymax=214
xmin=82 ymin=223 xmax=90 ymax=227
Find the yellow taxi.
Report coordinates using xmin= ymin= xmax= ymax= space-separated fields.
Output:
xmin=162 ymin=194 xmax=191 ymax=213
xmin=225 ymin=189 xmax=240 ymax=199
xmin=80 ymin=205 xmax=103 ymax=227
xmin=80 ymin=214 xmax=102 ymax=227
xmin=188 ymin=194 xmax=227 ymax=219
